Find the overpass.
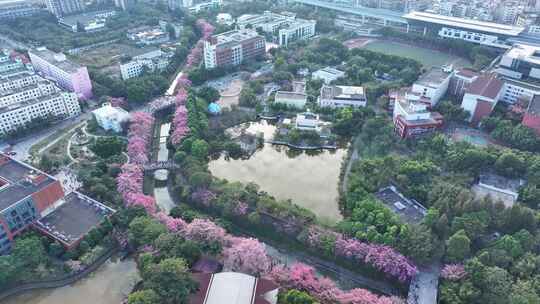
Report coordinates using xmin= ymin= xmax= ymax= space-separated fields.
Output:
xmin=293 ymin=0 xmax=408 ymax=26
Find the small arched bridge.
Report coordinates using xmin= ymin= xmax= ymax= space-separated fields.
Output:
xmin=143 ymin=161 xmax=180 ymax=171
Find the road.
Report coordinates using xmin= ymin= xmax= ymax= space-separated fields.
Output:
xmin=0 ymin=113 xmax=90 ymax=162
xmin=0 ymin=33 xmax=30 ymax=50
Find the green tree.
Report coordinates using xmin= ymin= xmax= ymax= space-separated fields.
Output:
xmin=90 ymin=136 xmax=125 ymax=158
xmin=128 ymin=289 xmax=160 ymax=304
xmin=191 ymin=139 xmax=209 ymax=160
xmin=278 ymin=289 xmax=316 ymax=304
xmin=128 ymin=216 xmax=167 ymax=248
xmin=446 ymin=229 xmax=471 ymax=262
xmin=11 ymin=235 xmax=48 ymax=268
xmin=142 ymin=258 xmax=198 ymax=304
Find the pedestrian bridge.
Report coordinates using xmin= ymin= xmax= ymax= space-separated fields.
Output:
xmin=143 ymin=161 xmax=180 ymax=171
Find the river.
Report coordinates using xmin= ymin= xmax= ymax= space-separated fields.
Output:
xmin=4 ymin=258 xmax=139 ymax=304
xmin=208 ymin=121 xmax=345 ymax=224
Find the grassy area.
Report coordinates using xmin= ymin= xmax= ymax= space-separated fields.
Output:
xmin=363 ymin=40 xmax=472 ymax=68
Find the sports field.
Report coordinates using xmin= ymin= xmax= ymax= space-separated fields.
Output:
xmin=363 ymin=40 xmax=472 ymax=68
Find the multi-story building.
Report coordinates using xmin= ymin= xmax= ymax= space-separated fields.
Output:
xmin=522 ymin=94 xmax=540 ymax=135
xmin=406 ymin=67 xmax=453 ymax=107
xmin=236 ymin=11 xmax=316 ymax=47
xmin=460 ymin=74 xmax=504 ymax=125
xmin=45 ymin=0 xmax=85 ymax=17
xmin=448 ymin=69 xmax=479 ymax=98
xmin=120 ymin=49 xmax=172 ymax=80
xmin=0 ymin=49 xmax=28 ymax=74
xmin=92 ymin=102 xmax=130 ymax=133
xmin=167 ymin=0 xmax=221 ymax=12
xmin=404 ymin=11 xmax=525 ymax=47
xmin=393 ymin=99 xmax=443 ymax=138
xmin=0 ymin=153 xmax=115 ymax=254
xmin=318 ymin=84 xmax=367 ymax=108
xmin=203 ymin=29 xmax=265 ymax=69
xmin=0 ymin=54 xmax=81 ymax=136
xmin=498 ymin=43 xmax=540 ymax=80
xmin=496 ymin=1 xmax=524 ymax=24
xmin=0 ymin=0 xmax=42 ymax=20
xmin=28 ymin=47 xmax=93 ymax=100
xmin=500 ymin=77 xmax=540 ymax=104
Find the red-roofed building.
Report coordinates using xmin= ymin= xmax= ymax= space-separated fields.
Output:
xmin=461 ymin=74 xmax=504 ymax=126
xmin=449 ymin=68 xmax=479 ymax=98
xmin=522 ymin=94 xmax=540 ymax=135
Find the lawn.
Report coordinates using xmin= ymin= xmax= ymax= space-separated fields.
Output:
xmin=363 ymin=40 xmax=472 ymax=68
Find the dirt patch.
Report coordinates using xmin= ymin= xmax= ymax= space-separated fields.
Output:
xmin=218 ymin=79 xmax=245 ymax=109
xmin=343 ymin=38 xmax=374 ymax=49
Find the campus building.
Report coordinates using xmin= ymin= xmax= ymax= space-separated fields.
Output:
xmin=203 ymin=29 xmax=266 ymax=69
xmin=274 ymin=81 xmax=308 ymax=109
xmin=0 ymin=0 xmax=42 ymax=20
xmin=236 ymin=11 xmax=316 ymax=47
xmin=522 ymin=94 xmax=540 ymax=135
xmin=460 ymin=74 xmax=504 ymax=126
xmin=127 ymin=26 xmax=170 ymax=46
xmin=318 ymin=84 xmax=367 ymax=108
xmin=448 ymin=69 xmax=479 ymax=98
xmin=406 ymin=67 xmax=452 ymax=107
xmin=0 ymin=154 xmax=114 ymax=254
xmin=120 ymin=48 xmax=172 ymax=80
xmin=0 ymin=55 xmax=81 ymax=136
xmin=393 ymin=98 xmax=443 ymax=138
xmin=500 ymin=77 xmax=540 ymax=105
xmin=404 ymin=11 xmax=524 ymax=47
xmin=190 ymin=272 xmax=278 ymax=304
xmin=498 ymin=44 xmax=540 ymax=80
xmin=92 ymin=102 xmax=130 ymax=133
xmin=45 ymin=0 xmax=85 ymax=17
xmin=28 ymin=47 xmax=93 ymax=100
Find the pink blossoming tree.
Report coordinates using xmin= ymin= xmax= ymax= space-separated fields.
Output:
xmin=223 ymin=237 xmax=271 ymax=276
xmin=441 ymin=264 xmax=467 ymax=281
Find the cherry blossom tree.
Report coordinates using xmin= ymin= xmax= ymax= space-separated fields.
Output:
xmin=184 ymin=219 xmax=227 ymax=246
xmin=116 ymin=164 xmax=144 ymax=199
xmin=171 ymin=105 xmax=189 ymax=145
xmin=125 ymin=193 xmax=157 ymax=214
xmin=441 ymin=264 xmax=467 ymax=281
xmin=155 ymin=212 xmax=187 ymax=232
xmin=191 ymin=189 xmax=217 ymax=206
xmin=223 ymin=237 xmax=271 ymax=276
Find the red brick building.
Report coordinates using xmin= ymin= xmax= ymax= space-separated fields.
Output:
xmin=393 ymin=99 xmax=443 ymax=138
xmin=204 ymin=29 xmax=266 ymax=69
xmin=523 ymin=94 xmax=540 ymax=135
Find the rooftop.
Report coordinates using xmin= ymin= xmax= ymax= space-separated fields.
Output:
xmin=275 ymin=91 xmax=308 ymax=101
xmin=415 ymin=67 xmax=452 ymax=88
xmin=30 ymin=47 xmax=83 ymax=73
xmin=0 ymin=154 xmax=57 ymax=212
xmin=35 ymin=192 xmax=115 ymax=247
xmin=210 ymin=29 xmax=261 ymax=48
xmin=375 ymin=186 xmax=427 ymax=224
xmin=503 ymin=43 xmax=540 ymax=65
xmin=322 ymin=85 xmax=365 ymax=100
xmin=478 ymin=173 xmax=523 ymax=193
xmin=404 ymin=11 xmax=524 ymax=36
xmin=190 ymin=272 xmax=278 ymax=304
xmin=528 ymin=94 xmax=540 ymax=115
xmin=466 ymin=74 xmax=503 ymax=99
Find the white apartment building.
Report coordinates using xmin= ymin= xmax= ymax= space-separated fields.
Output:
xmin=120 ymin=49 xmax=171 ymax=80
xmin=406 ymin=67 xmax=452 ymax=107
xmin=318 ymin=85 xmax=367 ymax=108
xmin=498 ymin=44 xmax=540 ymax=80
xmin=92 ymin=103 xmax=130 ymax=133
xmin=237 ymin=11 xmax=316 ymax=47
xmin=500 ymin=77 xmax=540 ymax=104
xmin=0 ymin=63 xmax=80 ymax=135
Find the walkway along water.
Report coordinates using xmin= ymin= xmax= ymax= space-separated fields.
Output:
xmin=0 ymin=247 xmax=132 ymax=303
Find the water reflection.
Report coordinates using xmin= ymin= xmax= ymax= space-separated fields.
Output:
xmin=5 ymin=258 xmax=139 ymax=304
xmin=210 ymin=121 xmax=346 ymax=223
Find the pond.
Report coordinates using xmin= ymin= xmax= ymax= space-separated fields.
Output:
xmin=5 ymin=258 xmax=139 ymax=304
xmin=208 ymin=121 xmax=346 ymax=224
